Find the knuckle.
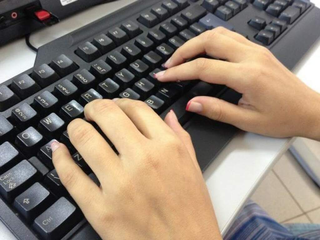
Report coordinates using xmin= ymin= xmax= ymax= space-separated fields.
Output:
xmin=195 ymin=58 xmax=209 ymax=71
xmin=68 ymin=120 xmax=94 ymax=146
xmin=86 ymin=99 xmax=115 ymax=117
xmin=208 ymin=99 xmax=223 ymax=121
xmin=59 ymin=169 xmax=77 ymax=189
xmin=214 ymin=26 xmax=227 ymax=34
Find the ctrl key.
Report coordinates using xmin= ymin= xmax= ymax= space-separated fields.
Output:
xmin=33 ymin=197 xmax=81 ymax=240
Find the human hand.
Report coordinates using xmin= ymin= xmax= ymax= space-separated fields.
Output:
xmin=155 ymin=27 xmax=320 ymax=140
xmin=51 ymin=99 xmax=221 ymax=240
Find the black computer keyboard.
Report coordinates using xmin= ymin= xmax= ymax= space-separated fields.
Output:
xmin=0 ymin=0 xmax=320 ymax=239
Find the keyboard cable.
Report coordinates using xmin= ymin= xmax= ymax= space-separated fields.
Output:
xmin=25 ymin=34 xmax=38 ymax=52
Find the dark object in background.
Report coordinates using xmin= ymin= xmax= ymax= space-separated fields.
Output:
xmin=0 ymin=0 xmax=116 ymax=46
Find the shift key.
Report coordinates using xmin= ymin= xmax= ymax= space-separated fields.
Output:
xmin=33 ymin=197 xmax=81 ymax=240
xmin=0 ymin=160 xmax=38 ymax=202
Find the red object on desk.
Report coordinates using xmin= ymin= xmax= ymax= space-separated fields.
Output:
xmin=35 ymin=10 xmax=51 ymax=22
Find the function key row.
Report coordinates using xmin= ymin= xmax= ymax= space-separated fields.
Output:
xmin=75 ymin=21 xmax=142 ymax=62
xmin=0 ymin=54 xmax=78 ymax=112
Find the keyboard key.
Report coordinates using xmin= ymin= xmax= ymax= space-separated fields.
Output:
xmin=135 ymin=36 xmax=154 ymax=52
xmin=31 ymin=64 xmax=60 ymax=88
xmin=73 ymin=152 xmax=90 ymax=173
xmin=60 ymin=131 xmax=75 ymax=153
xmin=38 ymin=113 xmax=65 ymax=139
xmin=15 ymin=127 xmax=44 ymax=157
xmin=59 ymin=100 xmax=84 ymax=123
xmin=54 ymin=79 xmax=78 ymax=102
xmin=162 ymin=1 xmax=179 ymax=14
xmin=202 ymin=0 xmax=220 ymax=13
xmin=97 ymin=78 xmax=120 ymax=99
xmin=114 ymin=69 xmax=135 ymax=88
xmin=168 ymin=36 xmax=185 ymax=49
xmin=119 ymin=88 xmax=141 ymax=100
xmin=11 ymin=74 xmax=41 ymax=99
xmin=38 ymin=140 xmax=56 ymax=169
xmin=121 ymin=43 xmax=142 ymax=61
xmin=76 ymin=42 xmax=101 ymax=63
xmin=156 ymin=84 xmax=181 ymax=103
xmin=248 ymin=16 xmax=267 ymax=30
xmin=172 ymin=0 xmax=190 ymax=9
xmin=138 ymin=12 xmax=159 ymax=28
xmin=271 ymin=19 xmax=288 ymax=32
xmin=121 ymin=21 xmax=142 ymax=38
xmin=0 ymin=142 xmax=20 ymax=174
xmin=292 ymin=0 xmax=309 ymax=13
xmin=88 ymin=173 xmax=100 ymax=186
xmin=189 ymin=23 xmax=206 ymax=35
xmin=106 ymin=51 xmax=127 ymax=69
xmin=148 ymin=29 xmax=167 ymax=44
xmin=156 ymin=43 xmax=174 ymax=60
xmin=255 ymin=30 xmax=274 ymax=45
xmin=11 ymin=103 xmax=38 ymax=130
xmin=73 ymin=69 xmax=97 ymax=90
xmin=33 ymin=91 xmax=59 ymax=115
xmin=199 ymin=13 xmax=234 ymax=30
xmin=14 ymin=182 xmax=53 ymax=222
xmin=253 ymin=0 xmax=272 ymax=10
xmin=92 ymin=34 xmax=115 ymax=54
xmin=133 ymin=78 xmax=155 ymax=99
xmin=214 ymin=5 xmax=233 ymax=21
xmin=80 ymin=88 xmax=103 ymax=105
xmin=265 ymin=24 xmax=281 ymax=38
xmin=181 ymin=5 xmax=207 ymax=24
xmin=152 ymin=6 xmax=170 ymax=21
xmin=142 ymin=51 xmax=162 ymax=69
xmin=274 ymin=0 xmax=289 ymax=9
xmin=50 ymin=54 xmax=78 ymax=77
xmin=129 ymin=60 xmax=149 ymax=78
xmin=232 ymin=0 xmax=248 ymax=10
xmin=28 ymin=156 xmax=49 ymax=177
xmin=0 ymin=116 xmax=15 ymax=144
xmin=145 ymin=95 xmax=165 ymax=113
xmin=0 ymin=85 xmax=20 ymax=111
xmin=0 ymin=160 xmax=38 ymax=202
xmin=266 ymin=3 xmax=283 ymax=17
xmin=108 ymin=27 xmax=129 ymax=45
xmin=179 ymin=29 xmax=196 ymax=41
xmin=33 ymin=197 xmax=80 ymax=240
xmin=225 ymin=1 xmax=241 ymax=14
xmin=90 ymin=60 xmax=113 ymax=80
xmin=44 ymin=169 xmax=67 ymax=197
xmin=171 ymin=16 xmax=188 ymax=30
xmin=279 ymin=6 xmax=300 ymax=24
xmin=148 ymin=68 xmax=163 ymax=87
xmin=160 ymin=22 xmax=178 ymax=37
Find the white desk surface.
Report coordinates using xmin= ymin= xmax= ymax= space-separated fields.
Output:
xmin=0 ymin=0 xmax=320 ymax=238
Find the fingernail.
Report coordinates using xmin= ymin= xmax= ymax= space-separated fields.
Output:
xmin=186 ymin=101 xmax=203 ymax=113
xmin=164 ymin=58 xmax=172 ymax=68
xmin=155 ymin=71 xmax=166 ymax=79
xmin=51 ymin=141 xmax=60 ymax=152
xmin=113 ymin=98 xmax=120 ymax=101
xmin=170 ymin=109 xmax=178 ymax=121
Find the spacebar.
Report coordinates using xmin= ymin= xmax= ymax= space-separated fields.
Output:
xmin=0 ymin=199 xmax=37 ymax=240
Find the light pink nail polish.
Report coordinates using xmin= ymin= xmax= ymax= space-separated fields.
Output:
xmin=186 ymin=102 xmax=203 ymax=113
xmin=155 ymin=71 xmax=165 ymax=79
xmin=51 ymin=141 xmax=60 ymax=152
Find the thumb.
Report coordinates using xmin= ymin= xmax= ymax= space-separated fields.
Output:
xmin=186 ymin=96 xmax=256 ymax=128
xmin=164 ymin=110 xmax=200 ymax=171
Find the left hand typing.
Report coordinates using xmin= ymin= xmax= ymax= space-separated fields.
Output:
xmin=52 ymin=99 xmax=221 ymax=240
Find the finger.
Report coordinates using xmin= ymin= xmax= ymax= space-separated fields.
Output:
xmin=51 ymin=141 xmax=105 ymax=223
xmin=67 ymin=119 xmax=119 ymax=180
xmin=215 ymin=28 xmax=258 ymax=47
xmin=156 ymin=58 xmax=247 ymax=93
xmin=115 ymin=98 xmax=173 ymax=139
xmin=165 ymin=28 xmax=250 ymax=68
xmin=186 ymin=96 xmax=258 ymax=128
xmin=164 ymin=110 xmax=201 ymax=172
xmin=84 ymin=99 xmax=146 ymax=155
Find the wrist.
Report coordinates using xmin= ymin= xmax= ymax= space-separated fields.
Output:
xmin=299 ymin=91 xmax=320 ymax=141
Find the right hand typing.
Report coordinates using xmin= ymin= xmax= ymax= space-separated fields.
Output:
xmin=155 ymin=27 xmax=320 ymax=140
